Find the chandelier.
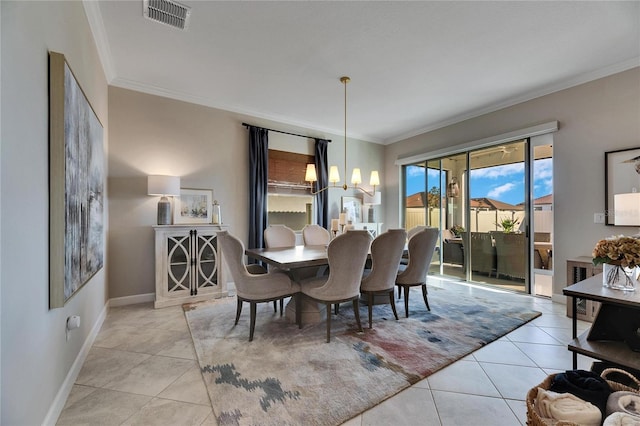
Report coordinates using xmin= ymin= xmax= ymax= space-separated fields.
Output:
xmin=304 ymin=76 xmax=379 ymax=197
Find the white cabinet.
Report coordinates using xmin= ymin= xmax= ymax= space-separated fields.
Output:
xmin=154 ymin=225 xmax=228 ymax=308
xmin=351 ymin=223 xmax=383 ymax=238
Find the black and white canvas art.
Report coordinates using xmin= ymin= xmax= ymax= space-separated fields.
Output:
xmin=50 ymin=52 xmax=104 ymax=308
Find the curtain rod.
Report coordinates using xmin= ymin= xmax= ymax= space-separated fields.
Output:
xmin=242 ymin=123 xmax=331 ymax=143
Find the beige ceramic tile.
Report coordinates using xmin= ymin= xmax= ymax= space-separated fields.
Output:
xmin=158 ymin=363 xmax=211 ymax=405
xmin=56 ymin=388 xmax=151 ymax=425
xmin=480 ymin=363 xmax=548 ymax=400
xmin=432 ymin=390 xmax=520 ymax=426
xmin=60 ymin=384 xmax=98 ymax=409
xmin=428 ymin=359 xmax=500 ymax=397
xmin=361 ymin=387 xmax=439 ymax=426
xmin=122 ymin=398 xmax=212 ymax=426
xmin=103 ymin=355 xmax=194 ymax=396
xmin=472 ymin=340 xmax=537 ymax=367
xmin=94 ymin=326 xmax=187 ymax=355
xmin=156 ymin=333 xmax=197 ymax=359
xmin=76 ymin=347 xmax=151 ymax=388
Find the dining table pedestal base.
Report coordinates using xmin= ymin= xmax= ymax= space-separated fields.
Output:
xmin=285 ymin=295 xmax=327 ymax=325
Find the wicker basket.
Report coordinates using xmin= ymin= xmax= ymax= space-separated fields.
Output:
xmin=601 ymin=368 xmax=640 ymax=393
xmin=525 ymin=369 xmax=640 ymax=426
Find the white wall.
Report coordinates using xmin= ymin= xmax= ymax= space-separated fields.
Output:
xmin=1 ymin=2 xmax=108 ymax=424
xmin=107 ymin=87 xmax=384 ymax=299
xmin=384 ymin=68 xmax=640 ymax=300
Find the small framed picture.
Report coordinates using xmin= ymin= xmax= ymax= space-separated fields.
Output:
xmin=174 ymin=188 xmax=213 ymax=224
xmin=341 ymin=196 xmax=362 ymax=224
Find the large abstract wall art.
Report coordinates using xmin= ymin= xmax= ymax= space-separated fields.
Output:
xmin=49 ymin=51 xmax=104 ymax=308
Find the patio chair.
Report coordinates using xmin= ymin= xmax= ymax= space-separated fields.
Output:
xmin=217 ymin=231 xmax=300 ymax=341
xmin=492 ymin=231 xmax=526 ymax=280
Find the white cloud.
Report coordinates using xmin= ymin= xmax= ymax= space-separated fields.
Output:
xmin=487 ymin=182 xmax=517 ymax=198
xmin=407 ymin=166 xmax=425 ymax=177
xmin=471 ymin=163 xmax=524 ymax=179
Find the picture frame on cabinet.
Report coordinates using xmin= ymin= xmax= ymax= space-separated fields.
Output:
xmin=174 ymin=188 xmax=213 ymax=224
xmin=49 ymin=51 xmax=105 ymax=309
xmin=605 ymin=147 xmax=640 ymax=225
xmin=341 ymin=196 xmax=362 ymax=224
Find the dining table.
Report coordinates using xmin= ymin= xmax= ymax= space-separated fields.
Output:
xmin=245 ymin=245 xmax=331 ymax=325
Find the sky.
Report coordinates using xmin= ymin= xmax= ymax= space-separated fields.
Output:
xmin=406 ymin=158 xmax=553 ymax=205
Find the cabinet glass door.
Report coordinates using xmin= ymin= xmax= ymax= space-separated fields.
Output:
xmin=196 ymin=233 xmax=219 ymax=292
xmin=167 ymin=235 xmax=191 ymax=294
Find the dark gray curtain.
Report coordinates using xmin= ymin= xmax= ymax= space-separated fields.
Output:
xmin=314 ymin=138 xmax=329 ymax=228
xmin=248 ymin=126 xmax=269 ymax=250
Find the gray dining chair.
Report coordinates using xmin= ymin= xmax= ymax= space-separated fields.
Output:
xmin=360 ymin=229 xmax=407 ymax=328
xmin=264 ymin=224 xmax=297 ymax=313
xmin=298 ymin=230 xmax=372 ymax=342
xmin=264 ymin=224 xmax=296 ymax=248
xmin=217 ymin=231 xmax=300 ymax=341
xmin=302 ymin=224 xmax=331 ymax=246
xmin=395 ymin=227 xmax=439 ymax=317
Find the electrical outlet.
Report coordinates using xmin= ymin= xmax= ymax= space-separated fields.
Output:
xmin=594 ymin=213 xmax=605 ymax=224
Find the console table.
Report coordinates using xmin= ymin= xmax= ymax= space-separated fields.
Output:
xmin=563 ymin=274 xmax=640 ymax=370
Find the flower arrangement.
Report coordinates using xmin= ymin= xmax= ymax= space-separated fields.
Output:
xmin=592 ymin=235 xmax=640 ymax=268
xmin=450 ymin=225 xmax=465 ymax=237
xmin=496 ymin=217 xmax=520 ymax=233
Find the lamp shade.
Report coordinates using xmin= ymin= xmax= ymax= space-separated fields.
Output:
xmin=328 ymin=166 xmax=340 ymax=184
xmin=351 ymin=168 xmax=362 ymax=185
xmin=363 ymin=191 xmax=381 ymax=205
xmin=305 ymin=164 xmax=318 ymax=182
xmin=369 ymin=170 xmax=380 ymax=187
xmin=614 ymin=193 xmax=640 ymax=226
xmin=147 ymin=175 xmax=180 ymax=196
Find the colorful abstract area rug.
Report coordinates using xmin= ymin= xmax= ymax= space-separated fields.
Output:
xmin=184 ymin=282 xmax=541 ymax=426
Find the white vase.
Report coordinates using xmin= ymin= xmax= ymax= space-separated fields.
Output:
xmin=602 ymin=263 xmax=639 ymax=291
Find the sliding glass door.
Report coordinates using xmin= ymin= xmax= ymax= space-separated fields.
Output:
xmin=403 ymin=139 xmax=554 ymax=294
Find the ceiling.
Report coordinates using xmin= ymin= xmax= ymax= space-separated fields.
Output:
xmin=86 ymin=1 xmax=640 ymax=144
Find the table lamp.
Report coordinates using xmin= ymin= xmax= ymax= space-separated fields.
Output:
xmin=148 ymin=175 xmax=181 ymax=225
xmin=363 ymin=191 xmax=381 ymax=222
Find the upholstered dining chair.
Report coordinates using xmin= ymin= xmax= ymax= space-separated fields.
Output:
xmin=360 ymin=229 xmax=407 ymax=328
xmin=263 ymin=224 xmax=297 ymax=313
xmin=299 ymin=230 xmax=372 ymax=342
xmin=395 ymin=227 xmax=439 ymax=317
xmin=400 ymin=225 xmax=427 ymax=265
xmin=302 ymin=224 xmax=331 ymax=246
xmin=217 ymin=231 xmax=300 ymax=341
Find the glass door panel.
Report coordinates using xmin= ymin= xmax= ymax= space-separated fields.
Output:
xmin=532 ymin=143 xmax=553 ymax=297
xmin=441 ymin=154 xmax=466 ymax=281
xmin=468 ymin=140 xmax=528 ymax=292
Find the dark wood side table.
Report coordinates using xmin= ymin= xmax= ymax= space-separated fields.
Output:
xmin=563 ymin=274 xmax=640 ymax=370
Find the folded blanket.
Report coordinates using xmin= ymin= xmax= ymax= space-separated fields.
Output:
xmin=607 ymin=391 xmax=640 ymax=418
xmin=535 ymin=387 xmax=601 ymax=426
xmin=603 ymin=412 xmax=640 ymax=426
xmin=550 ymin=369 xmax=613 ymax=417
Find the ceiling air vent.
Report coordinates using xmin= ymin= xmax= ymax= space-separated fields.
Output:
xmin=143 ymin=0 xmax=191 ymax=31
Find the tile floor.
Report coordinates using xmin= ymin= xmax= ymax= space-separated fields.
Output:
xmin=57 ymin=278 xmax=594 ymax=425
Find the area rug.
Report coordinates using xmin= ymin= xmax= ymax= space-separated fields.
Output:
xmin=184 ymin=282 xmax=541 ymax=426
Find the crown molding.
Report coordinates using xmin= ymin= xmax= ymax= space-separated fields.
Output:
xmin=82 ymin=1 xmax=115 ymax=82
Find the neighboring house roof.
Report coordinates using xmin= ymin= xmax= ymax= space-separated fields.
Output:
xmin=406 ymin=192 xmax=426 ymax=208
xmin=515 ymin=193 xmax=553 ymax=207
xmin=470 ymin=197 xmax=522 ymax=211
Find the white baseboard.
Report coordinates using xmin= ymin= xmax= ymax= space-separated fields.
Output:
xmin=42 ymin=303 xmax=108 ymax=426
xmin=109 ymin=292 xmax=154 ymax=307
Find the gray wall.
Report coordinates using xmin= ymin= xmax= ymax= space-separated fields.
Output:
xmin=107 ymin=87 xmax=384 ymax=299
xmin=384 ymin=67 xmax=640 ymax=300
xmin=1 ymin=1 xmax=108 ymax=424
